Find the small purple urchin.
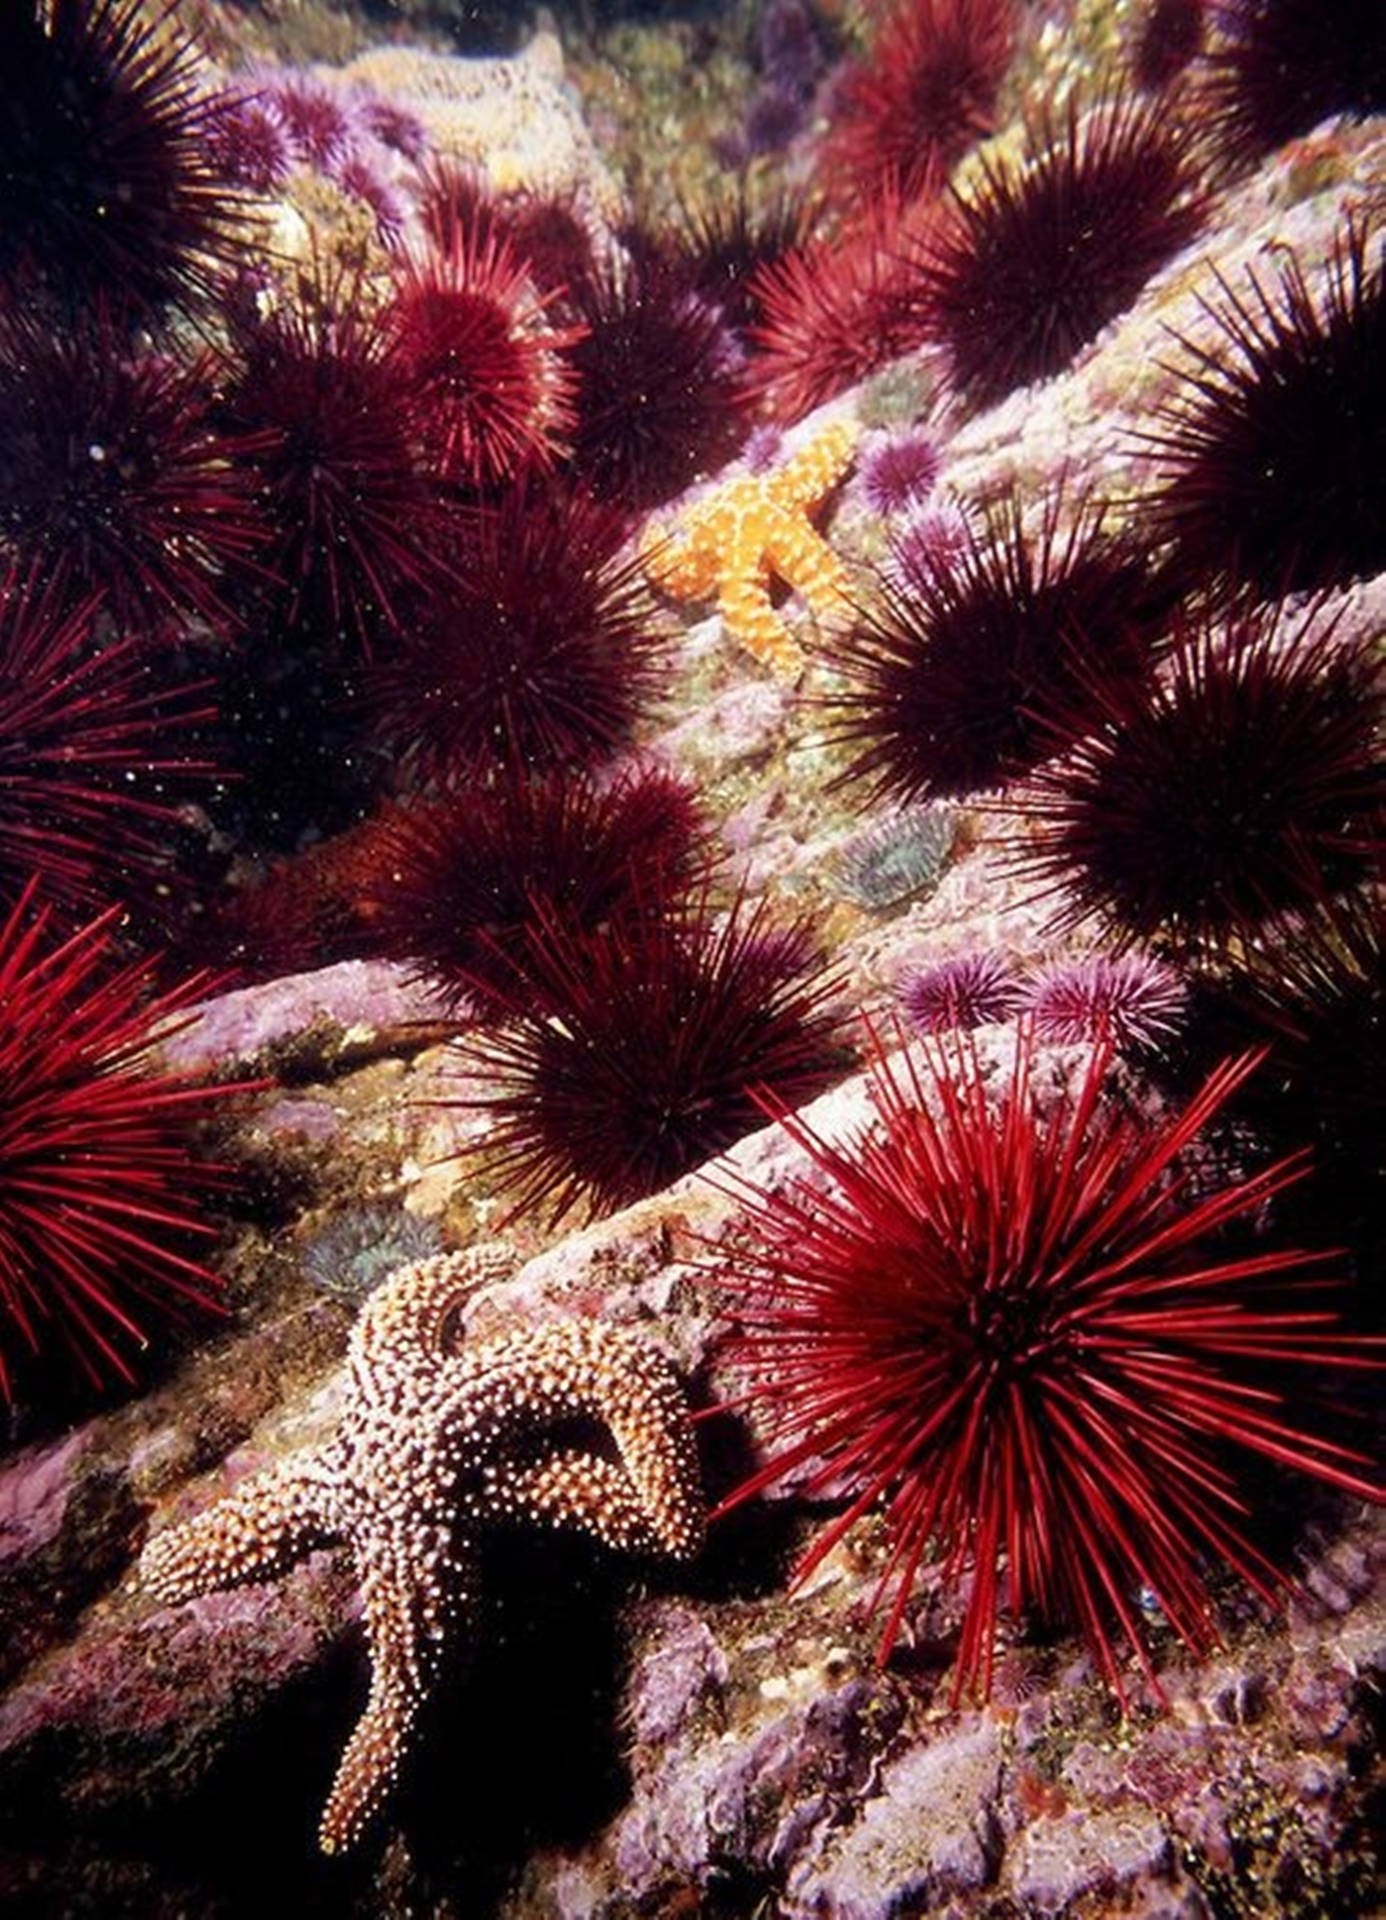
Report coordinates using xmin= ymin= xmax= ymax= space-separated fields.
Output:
xmin=1025 ymin=952 xmax=1189 ymax=1050
xmin=859 ymin=429 xmax=944 ymax=516
xmin=900 ymin=950 xmax=1024 ymax=1033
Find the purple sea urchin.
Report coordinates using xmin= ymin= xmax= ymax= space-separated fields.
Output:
xmin=858 ymin=429 xmax=943 ymax=516
xmin=1025 ymin=951 xmax=1188 ymax=1050
xmin=909 ymin=93 xmax=1207 ymax=410
xmin=900 ymin=950 xmax=1024 ymax=1033
xmin=1141 ymin=222 xmax=1386 ymax=607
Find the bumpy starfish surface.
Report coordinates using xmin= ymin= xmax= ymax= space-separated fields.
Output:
xmin=641 ymin=419 xmax=857 ymax=672
xmin=140 ymin=1245 xmax=703 ymax=1855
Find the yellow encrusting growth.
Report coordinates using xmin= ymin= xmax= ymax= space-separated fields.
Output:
xmin=642 ymin=419 xmax=858 ymax=672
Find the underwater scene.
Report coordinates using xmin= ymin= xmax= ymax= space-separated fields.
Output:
xmin=0 ymin=0 xmax=1383 ymax=1912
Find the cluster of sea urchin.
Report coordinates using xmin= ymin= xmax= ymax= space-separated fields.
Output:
xmin=712 ymin=1024 xmax=1380 ymax=1700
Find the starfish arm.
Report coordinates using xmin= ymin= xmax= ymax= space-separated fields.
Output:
xmin=761 ymin=517 xmax=853 ymax=626
xmin=495 ymin=1451 xmax=699 ymax=1559
xmin=777 ymin=420 xmax=856 ymax=511
xmin=319 ymin=1526 xmax=479 ymax=1856
xmin=719 ymin=564 xmax=803 ymax=671
xmin=350 ymin=1244 xmax=519 ymax=1390
xmin=443 ymin=1322 xmax=704 ymax=1560
xmin=140 ymin=1455 xmax=339 ymax=1604
xmin=639 ymin=521 xmax=715 ymax=599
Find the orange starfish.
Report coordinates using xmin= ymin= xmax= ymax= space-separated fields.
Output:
xmin=642 ymin=419 xmax=857 ymax=672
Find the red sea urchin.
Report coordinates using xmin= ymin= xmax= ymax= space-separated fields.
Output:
xmin=825 ymin=490 xmax=1157 ymax=802
xmin=712 ymin=1024 xmax=1381 ymax=1699
xmin=908 ymin=92 xmax=1207 ymax=411
xmin=455 ymin=893 xmax=850 ymax=1224
xmin=0 ymin=883 xmax=234 ymax=1402
xmin=1140 ymin=221 xmax=1386 ymax=608
xmin=0 ymin=0 xmax=245 ymax=318
xmin=0 ymin=300 xmax=260 ymax=631
xmin=740 ymin=204 xmax=923 ymax=426
xmin=1014 ymin=607 xmax=1386 ymax=954
xmin=366 ymin=482 xmax=667 ymax=780
xmin=819 ymin=0 xmax=1016 ymax=205
xmin=386 ymin=213 xmax=578 ymax=492
xmin=0 ymin=566 xmax=214 ymax=933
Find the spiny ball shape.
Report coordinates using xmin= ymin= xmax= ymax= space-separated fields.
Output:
xmin=1024 ymin=951 xmax=1188 ymax=1051
xmin=1192 ymin=888 xmax=1385 ymax=1260
xmin=0 ymin=300 xmax=261 ymax=631
xmin=826 ymin=492 xmax=1156 ymax=802
xmin=741 ymin=206 xmax=925 ymax=425
xmin=0 ymin=883 xmax=233 ymax=1402
xmin=457 ymin=894 xmax=850 ymax=1224
xmin=910 ymin=93 xmax=1207 ymax=411
xmin=358 ymin=765 xmax=709 ymax=1010
xmin=366 ymin=484 xmax=667 ymax=780
xmin=1202 ymin=0 xmax=1386 ymax=172
xmin=901 ymin=950 xmax=1024 ymax=1033
xmin=566 ymin=245 xmax=750 ymax=511
xmin=0 ymin=566 xmax=215 ymax=932
xmin=387 ymin=214 xmax=577 ymax=491
xmin=0 ymin=0 xmax=245 ymax=318
xmin=1140 ymin=222 xmax=1386 ymax=607
xmin=859 ymin=429 xmax=943 ymax=517
xmin=713 ymin=1024 xmax=1381 ymax=1699
xmin=225 ymin=270 xmax=456 ymax=657
xmin=820 ymin=0 xmax=1016 ymax=204
xmin=1015 ymin=609 xmax=1386 ymax=953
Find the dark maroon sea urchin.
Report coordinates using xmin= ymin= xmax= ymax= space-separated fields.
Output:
xmin=455 ymin=893 xmax=851 ymax=1223
xmin=358 ymin=764 xmax=710 ymax=1011
xmin=0 ymin=0 xmax=245 ymax=319
xmin=224 ymin=267 xmax=458 ymax=658
xmin=0 ymin=300 xmax=261 ymax=632
xmin=909 ymin=91 xmax=1207 ymax=411
xmin=1014 ymin=607 xmax=1386 ymax=954
xmin=565 ymin=243 xmax=751 ymax=511
xmin=825 ymin=490 xmax=1158 ymax=803
xmin=366 ymin=482 xmax=668 ymax=781
xmin=1141 ymin=220 xmax=1386 ymax=608
xmin=712 ymin=1023 xmax=1381 ymax=1700
xmin=1200 ymin=0 xmax=1386 ymax=174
